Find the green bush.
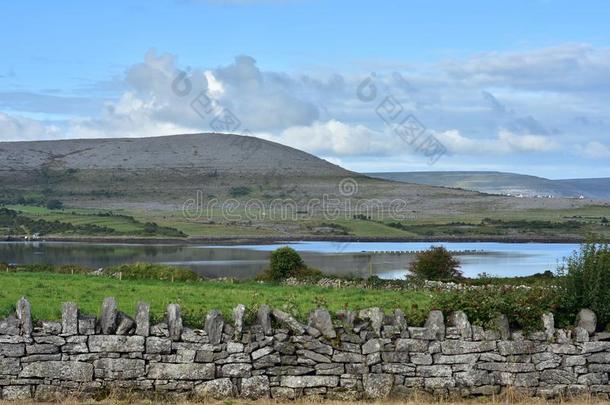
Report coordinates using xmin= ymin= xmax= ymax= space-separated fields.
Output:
xmin=229 ymin=186 xmax=251 ymax=197
xmin=409 ymin=246 xmax=462 ymax=281
xmin=433 ymin=286 xmax=560 ymax=331
xmin=45 ymin=199 xmax=64 ymax=210
xmin=263 ymin=246 xmax=306 ymax=281
xmin=556 ymin=243 xmax=610 ymax=329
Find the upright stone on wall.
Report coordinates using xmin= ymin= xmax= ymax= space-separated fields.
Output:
xmin=358 ymin=308 xmax=384 ymax=336
xmin=16 ymin=297 xmax=32 ymax=338
xmin=393 ymin=309 xmax=408 ymax=335
xmin=309 ymin=308 xmax=336 ymax=339
xmin=205 ymin=310 xmax=224 ymax=345
xmin=257 ymin=304 xmax=272 ymax=335
xmin=425 ymin=310 xmax=445 ymax=340
xmin=447 ymin=311 xmax=471 ymax=339
xmin=542 ymin=312 xmax=555 ymax=338
xmin=491 ymin=314 xmax=510 ymax=340
xmin=577 ymin=309 xmax=597 ymax=334
xmin=135 ymin=301 xmax=150 ymax=336
xmin=100 ymin=297 xmax=118 ymax=334
xmin=61 ymin=302 xmax=78 ymax=335
xmin=272 ymin=308 xmax=304 ymax=335
xmin=166 ymin=303 xmax=182 ymax=341
xmin=233 ymin=304 xmax=245 ymax=339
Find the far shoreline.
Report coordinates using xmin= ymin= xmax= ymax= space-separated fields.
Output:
xmin=1 ymin=234 xmax=588 ymax=245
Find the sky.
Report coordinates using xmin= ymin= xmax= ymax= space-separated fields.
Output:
xmin=1 ymin=0 xmax=610 ymax=179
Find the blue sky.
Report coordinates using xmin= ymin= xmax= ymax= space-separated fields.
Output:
xmin=1 ymin=0 xmax=610 ymax=178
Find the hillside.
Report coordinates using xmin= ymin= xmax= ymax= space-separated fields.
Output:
xmin=367 ymin=171 xmax=610 ymax=200
xmin=0 ymin=134 xmax=603 ymax=241
xmin=0 ymin=133 xmax=358 ymax=209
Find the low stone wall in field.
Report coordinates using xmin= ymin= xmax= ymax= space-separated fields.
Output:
xmin=0 ymin=297 xmax=609 ymax=401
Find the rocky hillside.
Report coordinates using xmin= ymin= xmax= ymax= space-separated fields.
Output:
xmin=0 ymin=133 xmax=350 ymax=175
xmin=0 ymin=134 xmax=595 ymax=215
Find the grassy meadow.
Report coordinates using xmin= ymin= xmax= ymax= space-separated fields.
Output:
xmin=4 ymin=203 xmax=610 ymax=240
xmin=0 ymin=271 xmax=433 ymax=326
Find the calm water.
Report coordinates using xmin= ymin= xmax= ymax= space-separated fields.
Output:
xmin=0 ymin=241 xmax=579 ymax=279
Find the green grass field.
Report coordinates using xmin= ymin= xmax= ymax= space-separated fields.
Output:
xmin=0 ymin=272 xmax=433 ymax=326
xmin=5 ymin=203 xmax=610 ymax=239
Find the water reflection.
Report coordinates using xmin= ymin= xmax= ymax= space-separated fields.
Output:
xmin=0 ymin=241 xmax=579 ymax=279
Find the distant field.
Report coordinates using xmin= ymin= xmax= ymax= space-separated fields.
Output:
xmin=4 ymin=203 xmax=610 ymax=240
xmin=0 ymin=272 xmax=432 ymax=325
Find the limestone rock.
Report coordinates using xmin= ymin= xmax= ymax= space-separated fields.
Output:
xmin=135 ymin=301 xmax=150 ymax=336
xmin=440 ymin=340 xmax=496 ymax=355
xmin=336 ymin=309 xmax=356 ymax=330
xmin=115 ymin=311 xmax=135 ymax=335
xmin=363 ymin=373 xmax=393 ymax=399
xmin=281 ymin=375 xmax=339 ymax=388
xmin=425 ymin=310 xmax=446 ymax=340
xmin=0 ymin=357 xmax=20 ymax=374
xmin=393 ymin=308 xmax=408 ymax=334
xmin=542 ymin=312 xmax=554 ymax=338
xmin=447 ymin=311 xmax=471 ymax=339
xmin=40 ymin=321 xmax=62 ymax=335
xmin=358 ymin=308 xmax=384 ymax=336
xmin=78 ymin=315 xmax=96 ymax=335
xmin=576 ymin=309 xmax=597 ymax=334
xmin=99 ymin=297 xmax=117 ymax=334
xmin=490 ymin=314 xmax=510 ymax=340
xmin=233 ymin=304 xmax=245 ymax=339
xmin=2 ymin=386 xmax=31 ymax=400
xmin=166 ymin=303 xmax=182 ymax=341
xmin=362 ymin=338 xmax=390 ymax=354
xmin=241 ymin=375 xmax=270 ymax=399
xmin=20 ymin=361 xmax=93 ymax=382
xmin=195 ymin=378 xmax=235 ymax=399
xmin=272 ymin=308 xmax=304 ymax=335
xmin=148 ymin=363 xmax=215 ymax=380
xmin=88 ymin=335 xmax=145 ymax=352
xmin=146 ymin=336 xmax=172 ymax=354
xmin=257 ymin=304 xmax=273 ymax=335
xmin=205 ymin=310 xmax=225 ymax=345
xmin=308 ymin=308 xmax=336 ymax=339
xmin=93 ymin=358 xmax=145 ymax=379
xmin=16 ymin=297 xmax=32 ymax=337
xmin=61 ymin=302 xmax=78 ymax=335
xmin=220 ymin=363 xmax=252 ymax=377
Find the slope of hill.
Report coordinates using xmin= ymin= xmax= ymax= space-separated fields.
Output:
xmin=0 ymin=133 xmax=349 ymax=175
xmin=0 ymin=133 xmax=354 ymax=208
xmin=367 ymin=171 xmax=610 ymax=200
xmin=0 ymin=134 xmax=597 ymax=222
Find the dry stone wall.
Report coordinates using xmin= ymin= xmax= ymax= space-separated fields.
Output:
xmin=1 ymin=297 xmax=609 ymax=401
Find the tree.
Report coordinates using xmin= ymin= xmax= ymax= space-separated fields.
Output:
xmin=268 ymin=246 xmax=305 ymax=281
xmin=45 ymin=199 xmax=63 ymax=210
xmin=409 ymin=246 xmax=462 ymax=280
xmin=557 ymin=243 xmax=610 ymax=329
xmin=143 ymin=222 xmax=159 ymax=234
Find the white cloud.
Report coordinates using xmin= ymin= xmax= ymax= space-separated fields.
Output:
xmin=0 ymin=112 xmax=61 ymax=141
xmin=579 ymin=141 xmax=610 ymax=159
xmin=435 ymin=129 xmax=560 ymax=155
xmin=257 ymin=119 xmax=396 ymax=156
xmin=443 ymin=43 xmax=610 ymax=92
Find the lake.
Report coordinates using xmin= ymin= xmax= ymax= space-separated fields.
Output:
xmin=0 ymin=241 xmax=579 ymax=279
